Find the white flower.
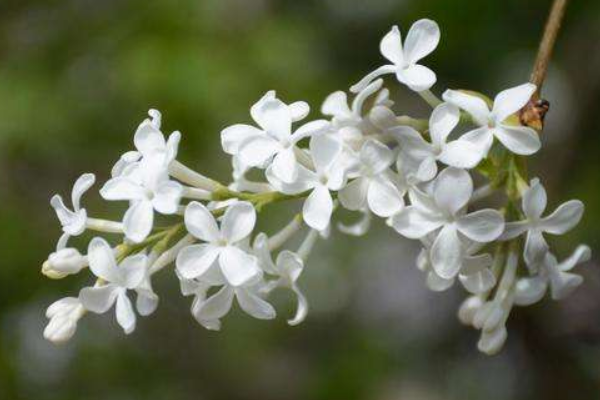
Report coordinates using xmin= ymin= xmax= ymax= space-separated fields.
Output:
xmin=44 ymin=297 xmax=85 ymax=344
xmin=267 ymin=135 xmax=346 ymax=231
xmin=221 ymin=91 xmax=329 ymax=183
xmin=442 ymin=83 xmax=541 ymax=156
xmin=393 ymin=103 xmax=484 ymax=181
xmin=42 ymin=248 xmax=87 ymax=279
xmin=190 ymin=273 xmax=276 ymax=329
xmin=176 ymin=201 xmax=260 ymax=286
xmin=351 ymin=19 xmax=440 ymax=93
xmin=78 ymin=238 xmax=147 ymax=334
xmin=338 ymin=139 xmax=405 ymax=217
xmin=178 ymin=276 xmax=222 ymax=330
xmin=254 ymin=234 xmax=308 ymax=325
xmin=514 ymin=245 xmax=590 ymax=305
xmin=391 ymin=167 xmax=504 ymax=279
xmin=50 ymin=173 xmax=95 ymax=249
xmin=500 ymin=179 xmax=584 ymax=266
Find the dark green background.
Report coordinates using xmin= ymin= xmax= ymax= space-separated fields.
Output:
xmin=1 ymin=0 xmax=599 ymax=399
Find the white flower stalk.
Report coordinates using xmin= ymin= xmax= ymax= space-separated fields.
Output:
xmin=176 ymin=201 xmax=260 ymax=286
xmin=393 ymin=103 xmax=484 ymax=182
xmin=338 ymin=139 xmax=405 ymax=217
xmin=500 ymin=179 xmax=584 ymax=266
xmin=267 ymin=135 xmax=346 ymax=231
xmin=443 ymin=83 xmax=541 ymax=156
xmin=514 ymin=245 xmax=591 ymax=305
xmin=44 ymin=297 xmax=86 ymax=344
xmin=351 ymin=19 xmax=440 ymax=93
xmin=391 ymin=168 xmax=504 ymax=279
xmin=78 ymin=238 xmax=149 ymax=334
xmin=50 ymin=173 xmax=96 ymax=249
xmin=222 ymin=91 xmax=328 ymax=183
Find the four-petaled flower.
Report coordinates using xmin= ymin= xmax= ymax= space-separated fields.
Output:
xmin=443 ymin=83 xmax=541 ymax=156
xmin=500 ymin=178 xmax=584 ymax=265
xmin=50 ymin=173 xmax=96 ymax=249
xmin=79 ymin=238 xmax=148 ymax=334
xmin=391 ymin=168 xmax=505 ymax=279
xmin=393 ymin=103 xmax=484 ymax=182
xmin=176 ymin=201 xmax=260 ymax=286
xmin=351 ymin=19 xmax=440 ymax=93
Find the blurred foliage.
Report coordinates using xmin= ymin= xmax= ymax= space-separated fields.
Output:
xmin=1 ymin=0 xmax=600 ymax=399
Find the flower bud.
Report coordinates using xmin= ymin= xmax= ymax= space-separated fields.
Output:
xmin=42 ymin=248 xmax=87 ymax=279
xmin=43 ymin=297 xmax=84 ymax=344
xmin=457 ymin=296 xmax=483 ymax=326
xmin=477 ymin=326 xmax=507 ymax=355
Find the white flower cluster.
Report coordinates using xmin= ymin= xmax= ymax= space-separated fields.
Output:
xmin=43 ymin=19 xmax=589 ymax=355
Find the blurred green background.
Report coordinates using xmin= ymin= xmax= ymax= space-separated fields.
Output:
xmin=1 ymin=0 xmax=600 ymax=399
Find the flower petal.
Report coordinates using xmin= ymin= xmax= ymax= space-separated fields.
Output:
xmin=238 ymin=135 xmax=281 ymax=168
xmin=289 ymin=101 xmax=310 ymax=121
xmin=176 ymin=244 xmax=220 ymax=280
xmin=271 ymin=148 xmax=298 ymax=184
xmin=390 ymin=206 xmax=443 ymax=239
xmin=492 ymin=83 xmax=536 ymax=123
xmin=288 ymin=286 xmax=308 ymax=326
xmin=292 ymin=120 xmax=329 ymax=143
xmin=433 ymin=167 xmax=472 ymax=215
xmin=79 ymin=285 xmax=120 ymax=314
xmin=236 ymin=288 xmax=276 ymax=320
xmin=499 ymin=221 xmax=529 ymax=240
xmin=429 ymin=103 xmax=459 ymax=146
xmin=302 ymin=185 xmax=333 ymax=231
xmin=321 ymin=91 xmax=351 ymax=117
xmin=459 ymin=269 xmax=496 ymax=294
xmin=123 ymin=200 xmax=154 ymax=243
xmin=253 ymin=98 xmax=292 ymax=141
xmin=522 ymin=178 xmax=546 ymax=219
xmin=379 ymin=25 xmax=404 ymax=65
xmin=541 ymin=200 xmax=584 ymax=235
xmin=494 ymin=125 xmax=541 ymax=155
xmin=119 ymin=253 xmax=147 ymax=289
xmin=310 ymin=134 xmax=342 ymax=174
xmin=195 ymin=286 xmax=235 ymax=321
xmin=514 ymin=277 xmax=548 ymax=306
xmin=396 ymin=64 xmax=436 ymax=92
xmin=457 ymin=209 xmax=504 ymax=243
xmin=221 ymin=201 xmax=256 ymax=243
xmin=87 ymin=237 xmax=119 ymax=282
xmin=403 ymin=19 xmax=440 ymax=64
xmin=426 ymin=271 xmax=455 ymax=292
xmin=339 ymin=177 xmax=369 ymax=211
xmin=71 ymin=173 xmax=95 ymax=211
xmin=460 ymin=126 xmax=494 ymax=156
xmin=184 ymin=201 xmax=220 ymax=242
xmin=134 ymin=121 xmax=165 ymax=155
xmin=360 ymin=139 xmax=394 ymax=174
xmin=219 ymin=246 xmax=260 ymax=286
xmin=442 ymin=90 xmax=490 ymax=126
xmin=100 ymin=177 xmax=146 ymax=201
xmin=524 ymin=230 xmax=549 ymax=266
xmin=116 ymin=292 xmax=136 ymax=334
xmin=430 ymin=225 xmax=463 ymax=279
xmin=220 ymin=124 xmax=264 ymax=155
xmin=438 ymin=139 xmax=484 ymax=169
xmin=152 ymin=181 xmax=182 ymax=214
xmin=367 ymin=178 xmax=404 ymax=217
xmin=559 ymin=245 xmax=591 ymax=272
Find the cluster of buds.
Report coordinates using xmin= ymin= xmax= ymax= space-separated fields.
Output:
xmin=43 ymin=19 xmax=589 ymax=355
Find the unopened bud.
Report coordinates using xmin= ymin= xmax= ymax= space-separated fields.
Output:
xmin=42 ymin=248 xmax=87 ymax=279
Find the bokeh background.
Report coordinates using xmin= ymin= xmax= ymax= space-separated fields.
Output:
xmin=1 ymin=0 xmax=600 ymax=399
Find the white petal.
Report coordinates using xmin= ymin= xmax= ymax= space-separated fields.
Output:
xmin=429 ymin=103 xmax=459 ymax=146
xmin=524 ymin=230 xmax=549 ymax=266
xmin=116 ymin=292 xmax=136 ymax=334
xmin=460 ymin=126 xmax=494 ymax=156
xmin=457 ymin=209 xmax=504 ymax=243
xmin=288 ymin=286 xmax=308 ymax=326
xmin=430 ymin=225 xmax=463 ymax=279
xmin=433 ymin=167 xmax=472 ymax=215
xmin=87 ymin=237 xmax=118 ymax=282
xmin=438 ymin=140 xmax=484 ymax=169
xmin=292 ymin=120 xmax=330 ymax=143
xmin=379 ymin=25 xmax=404 ymax=65
xmin=499 ymin=221 xmax=529 ymax=240
xmin=367 ymin=178 xmax=404 ymax=217
xmin=253 ymin=98 xmax=292 ymax=141
xmin=426 ymin=271 xmax=455 ymax=292
xmin=396 ymin=64 xmax=436 ymax=92
xmin=266 ymin=164 xmax=316 ymax=195
xmin=100 ymin=177 xmax=146 ymax=201
xmin=253 ymin=233 xmax=277 ymax=274
xmin=478 ymin=326 xmax=507 ymax=355
xmin=494 ymin=125 xmax=541 ymax=155
xmin=522 ymin=178 xmax=547 ymax=219
xmin=390 ymin=206 xmax=443 ymax=239
xmin=165 ymin=131 xmax=181 ymax=164
xmin=460 ymin=269 xmax=496 ymax=294
xmin=195 ymin=286 xmax=235 ymax=321
xmin=176 ymin=244 xmax=220 ymax=280
xmin=271 ymin=148 xmax=298 ymax=184
xmin=184 ymin=201 xmax=220 ymax=242
xmin=461 ymin=253 xmax=493 ymax=275
xmin=442 ymin=90 xmax=490 ymax=126
xmin=549 ymin=270 xmax=583 ymax=300
xmin=559 ymin=245 xmax=591 ymax=272
xmin=393 ymin=126 xmax=432 ymax=159
xmin=310 ymin=134 xmax=342 ymax=174
xmin=276 ymin=251 xmax=304 ymax=282
xmin=221 ymin=201 xmax=256 ymax=243
xmin=119 ymin=254 xmax=147 ymax=289
xmin=403 ymin=19 xmax=440 ymax=64
xmin=514 ymin=277 xmax=547 ymax=306
xmin=219 ymin=246 xmax=260 ymax=286
xmin=541 ymin=200 xmax=584 ymax=235
xmin=134 ymin=121 xmax=165 ymax=155
xmin=458 ymin=296 xmax=484 ymax=325
xmin=339 ymin=178 xmax=369 ymax=211
xmin=321 ymin=91 xmax=351 ymax=117
xmin=123 ymin=200 xmax=154 ymax=243
xmin=79 ymin=285 xmax=120 ymax=314
xmin=289 ymin=101 xmax=310 ymax=121
xmin=492 ymin=83 xmax=536 ymax=123
xmin=71 ymin=173 xmax=95 ymax=211
xmin=415 ymin=157 xmax=438 ymax=182
xmin=221 ymin=124 xmax=264 ymax=155
xmin=302 ymin=185 xmax=333 ymax=231
xmin=136 ymin=290 xmax=159 ymax=316
xmin=152 ymin=181 xmax=182 ymax=215
xmin=238 ymin=135 xmax=281 ymax=168
xmin=236 ymin=288 xmax=276 ymax=320
xmin=360 ymin=139 xmax=394 ymax=174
